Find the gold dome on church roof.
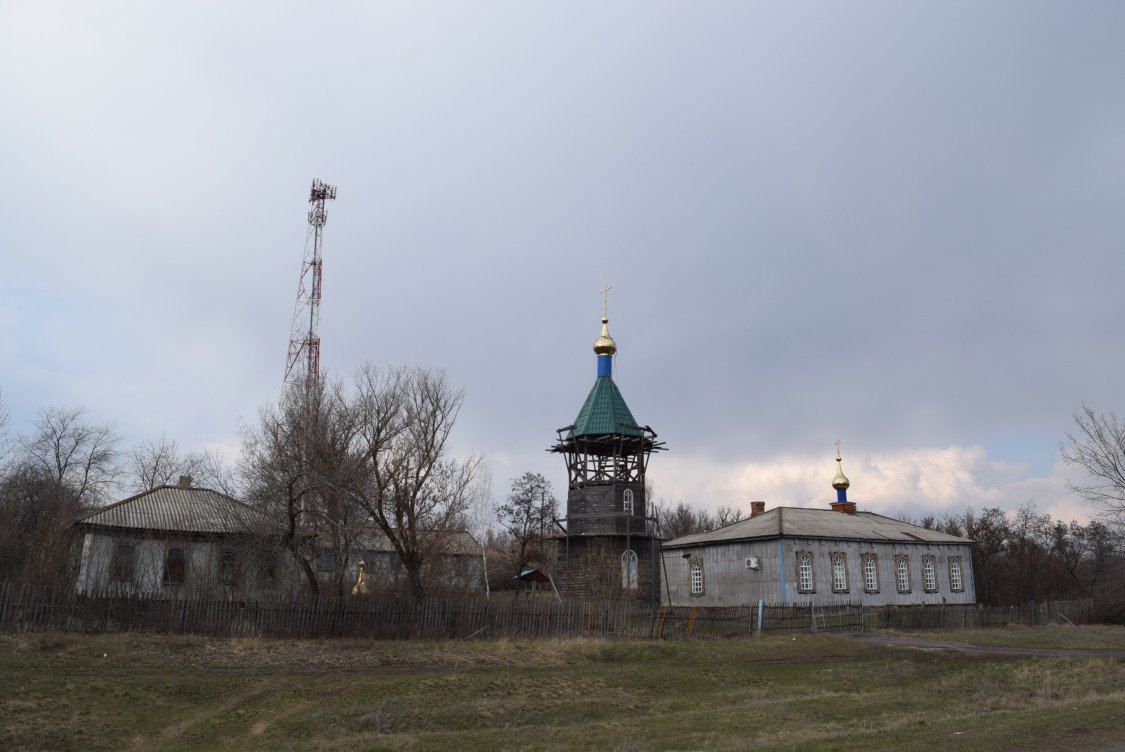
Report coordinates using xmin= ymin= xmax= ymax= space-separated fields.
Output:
xmin=594 ymin=316 xmax=617 ymax=356
xmin=832 ymin=444 xmax=851 ymax=490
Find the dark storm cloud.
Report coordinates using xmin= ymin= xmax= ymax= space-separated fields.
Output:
xmin=1 ymin=2 xmax=1122 ymax=521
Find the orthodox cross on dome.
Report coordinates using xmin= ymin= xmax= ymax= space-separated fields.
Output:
xmin=593 ymin=283 xmax=617 ymax=366
xmin=832 ymin=440 xmax=851 ymax=508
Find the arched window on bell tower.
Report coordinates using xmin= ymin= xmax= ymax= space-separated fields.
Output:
xmin=621 ymin=549 xmax=639 ymax=590
xmin=623 ymin=489 xmax=634 ymax=515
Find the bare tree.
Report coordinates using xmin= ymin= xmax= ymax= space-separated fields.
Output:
xmin=189 ymin=448 xmax=241 ymax=498
xmin=21 ymin=406 xmax=120 ymax=507
xmin=124 ymin=435 xmax=214 ymax=493
xmin=240 ymin=379 xmax=367 ymax=596
xmin=1062 ymin=405 xmax=1125 ymax=527
xmin=346 ymin=365 xmax=486 ymax=601
xmin=655 ymin=500 xmax=722 ymax=539
xmin=713 ymin=504 xmax=746 ymax=528
xmin=0 ymin=388 xmax=11 ymax=471
xmin=238 ymin=366 xmax=486 ymax=600
xmin=495 ymin=472 xmax=559 ymax=576
xmin=0 ymin=463 xmax=85 ymax=591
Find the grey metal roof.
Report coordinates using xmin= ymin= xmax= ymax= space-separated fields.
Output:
xmin=75 ymin=485 xmax=273 ymax=535
xmin=663 ymin=507 xmax=973 ymax=548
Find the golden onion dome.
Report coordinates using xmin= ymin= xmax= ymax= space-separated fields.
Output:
xmin=593 ymin=316 xmax=617 ymax=356
xmin=832 ymin=450 xmax=851 ymax=491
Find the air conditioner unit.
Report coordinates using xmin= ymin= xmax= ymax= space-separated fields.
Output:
xmin=745 ymin=557 xmax=759 ymax=570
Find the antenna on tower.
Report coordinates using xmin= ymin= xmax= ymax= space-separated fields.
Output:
xmin=284 ymin=179 xmax=336 ymax=388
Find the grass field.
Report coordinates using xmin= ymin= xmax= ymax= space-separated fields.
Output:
xmin=1 ymin=626 xmax=1123 ymax=751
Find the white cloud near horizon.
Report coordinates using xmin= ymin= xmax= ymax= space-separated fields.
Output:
xmin=651 ymin=446 xmax=1092 ymax=525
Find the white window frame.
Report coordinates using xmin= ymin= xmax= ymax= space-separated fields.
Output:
xmin=922 ymin=555 xmax=937 ymax=592
xmin=689 ymin=559 xmax=704 ymax=595
xmin=797 ymin=551 xmax=815 ymax=594
xmin=862 ymin=553 xmax=879 ymax=593
xmin=895 ymin=555 xmax=911 ymax=593
xmin=949 ymin=556 xmax=964 ymax=592
xmin=831 ymin=552 xmax=848 ymax=593
xmin=623 ymin=489 xmax=634 ymax=516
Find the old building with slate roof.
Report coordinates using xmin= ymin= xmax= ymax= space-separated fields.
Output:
xmin=74 ymin=476 xmax=280 ymax=597
xmin=549 ymin=295 xmax=665 ymax=602
xmin=74 ymin=477 xmax=484 ymax=598
xmin=660 ymin=448 xmax=977 ymax=607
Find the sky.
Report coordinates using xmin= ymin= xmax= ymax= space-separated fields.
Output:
xmin=2 ymin=2 xmax=1124 ymax=527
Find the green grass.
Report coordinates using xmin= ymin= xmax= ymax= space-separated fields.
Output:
xmin=884 ymin=623 xmax=1125 ymax=649
xmin=0 ymin=629 xmax=1122 ymax=751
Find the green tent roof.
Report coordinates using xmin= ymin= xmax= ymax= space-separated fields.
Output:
xmin=570 ymin=376 xmax=643 ymax=438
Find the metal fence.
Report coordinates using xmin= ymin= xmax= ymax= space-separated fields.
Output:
xmin=0 ymin=582 xmax=1093 ymax=640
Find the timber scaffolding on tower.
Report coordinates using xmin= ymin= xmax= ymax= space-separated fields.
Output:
xmin=552 ymin=423 xmax=664 ymax=486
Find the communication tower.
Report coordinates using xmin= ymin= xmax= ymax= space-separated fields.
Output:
xmin=284 ymin=179 xmax=336 ymax=387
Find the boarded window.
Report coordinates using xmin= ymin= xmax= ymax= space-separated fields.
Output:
xmin=862 ymin=553 xmax=879 ymax=593
xmin=219 ymin=550 xmax=236 ymax=586
xmin=831 ymin=552 xmax=848 ymax=593
xmin=258 ymin=552 xmax=277 ymax=586
xmin=110 ymin=541 xmax=135 ymax=583
xmin=163 ymin=547 xmax=186 ymax=586
xmin=895 ymin=555 xmax=911 ymax=593
xmin=797 ymin=551 xmax=814 ymax=594
xmin=922 ymin=555 xmax=937 ymax=592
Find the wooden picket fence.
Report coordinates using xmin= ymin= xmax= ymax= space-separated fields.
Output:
xmin=0 ymin=582 xmax=1093 ymax=640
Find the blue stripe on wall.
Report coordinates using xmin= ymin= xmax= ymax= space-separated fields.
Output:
xmin=778 ymin=538 xmax=787 ymax=604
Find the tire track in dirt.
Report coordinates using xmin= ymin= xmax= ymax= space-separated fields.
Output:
xmin=245 ymin=683 xmax=361 ymax=739
xmin=130 ymin=679 xmax=292 ymax=749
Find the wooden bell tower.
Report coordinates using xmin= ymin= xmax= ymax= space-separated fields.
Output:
xmin=549 ymin=286 xmax=665 ymax=602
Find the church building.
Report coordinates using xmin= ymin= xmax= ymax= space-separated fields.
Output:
xmin=660 ymin=447 xmax=977 ymax=608
xmin=550 ymin=295 xmax=665 ymax=603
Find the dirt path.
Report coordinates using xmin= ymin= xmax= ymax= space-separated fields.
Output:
xmin=837 ymin=631 xmax=1123 ymax=660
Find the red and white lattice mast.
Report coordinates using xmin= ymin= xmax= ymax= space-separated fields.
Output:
xmin=284 ymin=179 xmax=336 ymax=387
